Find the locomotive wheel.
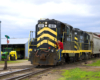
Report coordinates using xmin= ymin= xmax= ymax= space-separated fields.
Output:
xmin=84 ymin=53 xmax=87 ymax=60
xmin=86 ymin=53 xmax=89 ymax=60
xmin=81 ymin=53 xmax=86 ymax=60
xmin=65 ymin=58 xmax=69 ymax=63
xmin=68 ymin=57 xmax=75 ymax=63
xmin=75 ymin=53 xmax=79 ymax=62
xmin=35 ymin=65 xmax=40 ymax=68
xmin=88 ymin=53 xmax=91 ymax=59
xmin=63 ymin=53 xmax=70 ymax=63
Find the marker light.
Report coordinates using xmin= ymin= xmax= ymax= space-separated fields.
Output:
xmin=48 ymin=47 xmax=51 ymax=49
xmin=37 ymin=49 xmax=39 ymax=51
xmin=45 ymin=25 xmax=47 ymax=27
xmin=51 ymin=49 xmax=54 ymax=52
xmin=45 ymin=22 xmax=47 ymax=24
xmin=34 ymin=49 xmax=36 ymax=51
xmin=48 ymin=47 xmax=51 ymax=51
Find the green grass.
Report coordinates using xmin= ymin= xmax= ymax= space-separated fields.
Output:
xmin=0 ymin=60 xmax=26 ymax=65
xmin=58 ymin=68 xmax=100 ymax=80
xmin=87 ymin=59 xmax=100 ymax=66
xmin=23 ymin=59 xmax=28 ymax=60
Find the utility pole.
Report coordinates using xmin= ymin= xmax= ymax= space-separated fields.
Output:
xmin=4 ymin=35 xmax=10 ymax=70
xmin=0 ymin=21 xmax=1 ymax=61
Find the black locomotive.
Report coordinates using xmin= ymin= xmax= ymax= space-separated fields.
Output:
xmin=29 ymin=19 xmax=99 ymax=66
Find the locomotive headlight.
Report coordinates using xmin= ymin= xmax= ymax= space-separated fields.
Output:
xmin=45 ymin=22 xmax=47 ymax=24
xmin=45 ymin=25 xmax=47 ymax=27
xmin=34 ymin=49 xmax=36 ymax=51
xmin=51 ymin=49 xmax=54 ymax=52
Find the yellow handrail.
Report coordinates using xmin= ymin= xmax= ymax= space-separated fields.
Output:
xmin=62 ymin=32 xmax=67 ymax=43
xmin=28 ymin=31 xmax=31 ymax=58
xmin=28 ymin=31 xmax=35 ymax=58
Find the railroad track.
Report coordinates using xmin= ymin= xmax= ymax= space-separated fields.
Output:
xmin=0 ymin=67 xmax=34 ymax=80
xmin=3 ymin=67 xmax=52 ymax=80
xmin=0 ymin=65 xmax=34 ymax=72
xmin=0 ymin=58 xmax=96 ymax=80
xmin=0 ymin=66 xmax=52 ymax=80
xmin=0 ymin=63 xmax=65 ymax=80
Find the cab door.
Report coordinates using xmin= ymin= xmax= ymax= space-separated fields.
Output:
xmin=63 ymin=26 xmax=72 ymax=50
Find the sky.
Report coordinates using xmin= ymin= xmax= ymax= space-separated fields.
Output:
xmin=0 ymin=0 xmax=100 ymax=38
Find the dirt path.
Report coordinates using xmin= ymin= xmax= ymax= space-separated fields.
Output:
xmin=27 ymin=59 xmax=100 ymax=80
xmin=0 ymin=60 xmax=33 ymax=69
xmin=1 ymin=59 xmax=99 ymax=80
xmin=28 ymin=64 xmax=83 ymax=80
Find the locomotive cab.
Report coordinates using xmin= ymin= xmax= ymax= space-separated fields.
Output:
xmin=57 ymin=23 xmax=66 ymax=42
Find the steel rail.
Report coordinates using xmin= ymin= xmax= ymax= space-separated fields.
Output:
xmin=0 ymin=67 xmax=33 ymax=77
xmin=4 ymin=67 xmax=52 ymax=80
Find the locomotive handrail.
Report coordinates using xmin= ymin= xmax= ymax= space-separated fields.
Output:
xmin=29 ymin=31 xmax=36 ymax=46
xmin=28 ymin=32 xmax=31 ymax=58
xmin=61 ymin=31 xmax=91 ymax=55
xmin=62 ymin=32 xmax=67 ymax=43
xmin=28 ymin=31 xmax=35 ymax=55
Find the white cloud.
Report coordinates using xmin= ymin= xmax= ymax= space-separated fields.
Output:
xmin=0 ymin=0 xmax=93 ymax=24
xmin=0 ymin=0 xmax=100 ymax=38
xmin=85 ymin=26 xmax=100 ymax=32
xmin=0 ymin=0 xmax=93 ymax=18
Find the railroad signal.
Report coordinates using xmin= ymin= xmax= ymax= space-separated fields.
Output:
xmin=7 ymin=40 xmax=9 ymax=44
xmin=4 ymin=35 xmax=10 ymax=70
xmin=5 ymin=35 xmax=10 ymax=39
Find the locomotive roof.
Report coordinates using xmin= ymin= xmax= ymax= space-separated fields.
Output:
xmin=38 ymin=18 xmax=73 ymax=27
xmin=38 ymin=19 xmax=86 ymax=32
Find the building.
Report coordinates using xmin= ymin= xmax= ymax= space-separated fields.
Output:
xmin=0 ymin=21 xmax=1 ymax=61
xmin=1 ymin=38 xmax=29 ymax=59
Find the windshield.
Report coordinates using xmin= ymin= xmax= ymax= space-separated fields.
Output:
xmin=38 ymin=24 xmax=44 ymax=28
xmin=48 ymin=24 xmax=56 ymax=28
